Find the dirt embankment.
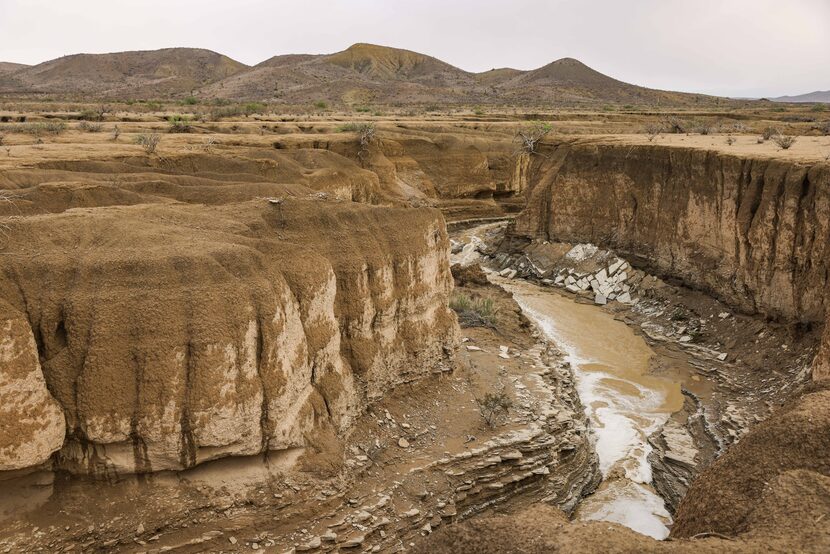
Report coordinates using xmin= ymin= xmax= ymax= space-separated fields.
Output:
xmin=0 ymin=154 xmax=458 ymax=477
xmin=511 ymin=141 xmax=830 ymax=373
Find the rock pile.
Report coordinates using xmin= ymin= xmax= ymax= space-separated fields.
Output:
xmin=492 ymin=243 xmax=648 ymax=307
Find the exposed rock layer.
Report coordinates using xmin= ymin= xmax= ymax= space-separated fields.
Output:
xmin=0 ymin=160 xmax=458 ymax=475
xmin=515 ymin=142 xmax=830 ymax=325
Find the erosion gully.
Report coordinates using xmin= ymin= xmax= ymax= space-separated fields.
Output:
xmin=454 ymin=223 xmax=686 ymax=539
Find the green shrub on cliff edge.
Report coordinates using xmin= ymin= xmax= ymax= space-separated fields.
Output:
xmin=450 ymin=293 xmax=499 ymax=327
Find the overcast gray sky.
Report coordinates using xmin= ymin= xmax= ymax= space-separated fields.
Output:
xmin=1 ymin=0 xmax=828 ymax=98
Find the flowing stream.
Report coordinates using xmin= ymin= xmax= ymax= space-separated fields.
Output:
xmin=491 ymin=275 xmax=683 ymax=539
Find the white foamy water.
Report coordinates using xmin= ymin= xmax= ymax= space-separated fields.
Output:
xmin=495 ymin=277 xmax=681 ymax=539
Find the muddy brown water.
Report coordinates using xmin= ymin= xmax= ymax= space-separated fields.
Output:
xmin=491 ymin=275 xmax=683 ymax=539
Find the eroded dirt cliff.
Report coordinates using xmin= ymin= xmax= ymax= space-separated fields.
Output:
xmin=514 ymin=142 xmax=830 ymax=326
xmin=0 ymin=155 xmax=458 ymax=476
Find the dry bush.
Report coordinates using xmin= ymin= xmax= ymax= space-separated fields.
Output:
xmin=515 ymin=121 xmax=552 ymax=155
xmin=18 ymin=122 xmax=66 ymax=136
xmin=111 ymin=125 xmax=121 ymax=141
xmin=134 ymin=133 xmax=161 ymax=154
xmin=167 ymin=115 xmax=193 ymax=133
xmin=761 ymin=126 xmax=777 ymax=141
xmin=661 ymin=116 xmax=687 ymax=134
xmin=726 ymin=136 xmax=736 ymax=146
xmin=644 ymin=123 xmax=662 ymax=141
xmin=772 ymin=134 xmax=797 ymax=150
xmin=0 ymin=134 xmax=4 ymax=146
xmin=0 ymin=190 xmax=18 ymax=236
xmin=450 ymin=293 xmax=499 ymax=327
xmin=78 ymin=121 xmax=103 ymax=132
xmin=338 ymin=122 xmax=376 ymax=159
xmin=477 ymin=390 xmax=513 ymax=428
xmin=694 ymin=120 xmax=714 ymax=135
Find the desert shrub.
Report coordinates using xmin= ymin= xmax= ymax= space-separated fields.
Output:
xmin=661 ymin=116 xmax=687 ymax=134
xmin=644 ymin=123 xmax=662 ymax=141
xmin=772 ymin=134 xmax=797 ymax=150
xmin=477 ymin=391 xmax=513 ymax=428
xmin=761 ymin=126 xmax=777 ymax=140
xmin=0 ymin=134 xmax=4 ymax=146
xmin=243 ymin=102 xmax=267 ymax=116
xmin=337 ymin=122 xmax=377 ymax=160
xmin=450 ymin=293 xmax=499 ymax=327
xmin=313 ymin=100 xmax=328 ymax=110
xmin=167 ymin=115 xmax=193 ymax=133
xmin=726 ymin=136 xmax=736 ymax=146
xmin=515 ymin=121 xmax=552 ymax=155
xmin=134 ymin=133 xmax=161 ymax=154
xmin=693 ymin=120 xmax=714 ymax=135
xmin=79 ymin=105 xmax=107 ymax=121
xmin=354 ymin=106 xmax=371 ymax=113
xmin=810 ymin=104 xmax=827 ymax=112
xmin=181 ymin=96 xmax=199 ymax=106
xmin=18 ymin=122 xmax=66 ymax=136
xmin=210 ymin=105 xmax=243 ymax=120
xmin=78 ymin=121 xmax=103 ymax=132
xmin=111 ymin=125 xmax=121 ymax=141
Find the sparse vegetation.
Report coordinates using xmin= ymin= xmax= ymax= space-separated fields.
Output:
xmin=78 ymin=121 xmax=104 ymax=132
xmin=726 ymin=136 xmax=736 ymax=146
xmin=693 ymin=120 xmax=714 ymax=135
xmin=17 ymin=122 xmax=67 ymax=136
xmin=761 ymin=126 xmax=777 ymax=141
xmin=477 ymin=390 xmax=513 ymax=428
xmin=210 ymin=105 xmax=242 ymax=120
xmin=450 ymin=293 xmax=499 ymax=327
xmin=313 ymin=100 xmax=328 ymax=110
xmin=337 ymin=122 xmax=377 ymax=159
xmin=134 ymin=133 xmax=161 ymax=154
xmin=167 ymin=115 xmax=193 ymax=133
xmin=772 ymin=134 xmax=797 ymax=150
xmin=111 ymin=125 xmax=121 ymax=141
xmin=243 ymin=102 xmax=266 ymax=116
xmin=79 ymin=104 xmax=108 ymax=121
xmin=181 ymin=96 xmax=199 ymax=105
xmin=0 ymin=134 xmax=4 ymax=146
xmin=661 ymin=116 xmax=687 ymax=134
xmin=644 ymin=123 xmax=662 ymax=141
xmin=515 ymin=121 xmax=552 ymax=156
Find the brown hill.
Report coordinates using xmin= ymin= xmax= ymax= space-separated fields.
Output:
xmin=201 ymin=44 xmax=717 ymax=107
xmin=200 ymin=43 xmax=475 ymax=106
xmin=1 ymin=44 xmax=723 ymax=107
xmin=0 ymin=48 xmax=247 ymax=98
xmin=0 ymin=62 xmax=28 ymax=74
xmin=495 ymin=57 xmax=709 ymax=105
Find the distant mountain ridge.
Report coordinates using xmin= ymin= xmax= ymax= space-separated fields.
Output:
xmin=0 ymin=48 xmax=248 ymax=97
xmin=771 ymin=90 xmax=830 ymax=103
xmin=0 ymin=43 xmax=723 ymax=107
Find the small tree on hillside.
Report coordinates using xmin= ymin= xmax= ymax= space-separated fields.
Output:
xmin=515 ymin=121 xmax=552 ymax=156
